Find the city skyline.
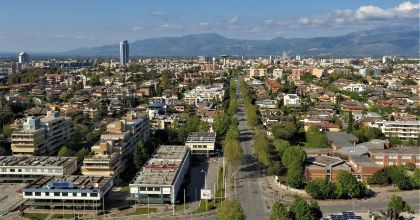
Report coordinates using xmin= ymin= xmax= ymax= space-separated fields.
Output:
xmin=0 ymin=0 xmax=418 ymax=52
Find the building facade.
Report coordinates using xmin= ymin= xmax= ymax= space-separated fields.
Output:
xmin=185 ymin=132 xmax=216 ymax=156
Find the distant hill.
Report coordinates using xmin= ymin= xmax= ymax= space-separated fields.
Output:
xmin=61 ymin=27 xmax=420 ymax=56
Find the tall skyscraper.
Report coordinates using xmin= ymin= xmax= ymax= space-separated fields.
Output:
xmin=18 ymin=52 xmax=29 ymax=64
xmin=119 ymin=40 xmax=129 ymax=66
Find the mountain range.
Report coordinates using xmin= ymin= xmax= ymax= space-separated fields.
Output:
xmin=10 ymin=27 xmax=420 ymax=57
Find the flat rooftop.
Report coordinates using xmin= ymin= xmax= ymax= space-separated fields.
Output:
xmin=0 ymin=156 xmax=76 ymax=167
xmin=131 ymin=145 xmax=189 ymax=186
xmin=307 ymin=155 xmax=344 ymax=167
xmin=369 ymin=147 xmax=420 ymax=155
xmin=25 ymin=175 xmax=112 ymax=190
xmin=185 ymin=132 xmax=216 ymax=143
xmin=350 ymin=155 xmax=381 ymax=168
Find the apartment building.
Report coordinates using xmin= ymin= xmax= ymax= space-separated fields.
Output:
xmin=183 ymin=83 xmax=225 ymax=105
xmin=11 ymin=117 xmax=46 ymax=155
xmin=11 ymin=111 xmax=74 ymax=155
xmin=373 ymin=120 xmax=420 ymax=141
xmin=40 ymin=111 xmax=75 ymax=154
xmin=130 ymin=145 xmax=190 ymax=204
xmin=82 ymin=111 xmax=150 ymax=177
xmin=272 ymin=69 xmax=283 ymax=79
xmin=247 ymin=68 xmax=267 ymax=79
xmin=342 ymin=83 xmax=367 ymax=92
xmin=22 ymin=175 xmax=113 ymax=209
xmin=0 ymin=156 xmax=77 ymax=182
xmin=185 ymin=132 xmax=216 ymax=156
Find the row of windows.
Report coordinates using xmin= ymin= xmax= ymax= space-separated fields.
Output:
xmin=139 ymin=187 xmax=161 ymax=192
xmin=192 ymin=145 xmax=208 ymax=149
xmin=2 ymin=168 xmax=61 ymax=173
xmin=24 ymin=191 xmax=98 ymax=197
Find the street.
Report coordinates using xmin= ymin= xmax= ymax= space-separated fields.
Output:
xmin=235 ymin=81 xmax=268 ymax=220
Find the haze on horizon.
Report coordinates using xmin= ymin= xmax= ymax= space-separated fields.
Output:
xmin=1 ymin=0 xmax=419 ymax=52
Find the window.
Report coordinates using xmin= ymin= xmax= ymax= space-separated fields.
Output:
xmin=154 ymin=187 xmax=160 ymax=192
xmin=18 ymin=169 xmax=22 ymax=172
xmin=62 ymin=192 xmax=68 ymax=196
xmin=10 ymin=169 xmax=15 ymax=172
xmin=147 ymin=187 xmax=153 ymax=191
xmin=73 ymin=193 xmax=77 ymax=196
xmin=35 ymin=192 xmax=41 ymax=196
xmin=54 ymin=192 xmax=60 ymax=196
xmin=81 ymin=193 xmax=87 ymax=197
xmin=140 ymin=187 xmax=146 ymax=191
xmin=90 ymin=193 xmax=98 ymax=197
xmin=45 ymin=192 xmax=49 ymax=196
xmin=24 ymin=192 xmax=32 ymax=196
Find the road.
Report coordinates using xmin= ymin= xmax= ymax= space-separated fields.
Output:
xmin=235 ymin=81 xmax=268 ymax=220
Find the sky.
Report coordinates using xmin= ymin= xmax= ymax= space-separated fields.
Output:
xmin=0 ymin=0 xmax=419 ymax=52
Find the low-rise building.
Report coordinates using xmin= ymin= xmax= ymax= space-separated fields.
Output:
xmin=183 ymin=84 xmax=225 ymax=105
xmin=342 ymin=83 xmax=367 ymax=92
xmin=185 ymin=132 xmax=216 ymax=156
xmin=368 ymin=147 xmax=420 ymax=168
xmin=348 ymin=155 xmax=382 ymax=181
xmin=0 ymin=156 xmax=77 ymax=182
xmin=22 ymin=175 xmax=113 ymax=209
xmin=283 ymin=94 xmax=301 ymax=107
xmin=130 ymin=145 xmax=190 ymax=204
xmin=305 ymin=156 xmax=351 ymax=182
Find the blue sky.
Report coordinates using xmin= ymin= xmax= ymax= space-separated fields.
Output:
xmin=1 ymin=0 xmax=418 ymax=52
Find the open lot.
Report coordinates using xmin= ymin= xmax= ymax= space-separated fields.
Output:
xmin=0 ymin=183 xmax=26 ymax=213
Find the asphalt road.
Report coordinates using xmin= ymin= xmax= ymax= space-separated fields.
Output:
xmin=235 ymin=81 xmax=268 ymax=220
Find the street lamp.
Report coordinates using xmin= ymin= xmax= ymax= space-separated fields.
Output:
xmin=348 ymin=193 xmax=355 ymax=213
xmin=201 ymin=170 xmax=207 ymax=190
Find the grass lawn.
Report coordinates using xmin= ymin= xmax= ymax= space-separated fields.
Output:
xmin=23 ymin=213 xmax=49 ymax=220
xmin=51 ymin=213 xmax=80 ymax=219
xmin=215 ymin=167 xmax=225 ymax=201
xmin=194 ymin=200 xmax=222 ymax=214
xmin=126 ymin=207 xmax=158 ymax=216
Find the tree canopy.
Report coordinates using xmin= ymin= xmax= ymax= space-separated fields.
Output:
xmin=216 ymin=200 xmax=246 ymax=220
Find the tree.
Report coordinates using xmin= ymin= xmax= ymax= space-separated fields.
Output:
xmin=253 ymin=130 xmax=272 ymax=167
xmin=305 ymin=126 xmax=329 ymax=148
xmin=213 ymin=112 xmax=231 ymax=138
xmin=388 ymin=195 xmax=411 ymax=218
xmin=413 ymin=169 xmax=420 ymax=188
xmin=133 ymin=142 xmax=149 ymax=170
xmin=216 ymin=200 xmax=246 ymax=220
xmin=305 ymin=179 xmax=336 ymax=199
xmin=346 ymin=111 xmax=353 ymax=133
xmin=282 ymin=147 xmax=306 ymax=169
xmin=368 ymin=170 xmax=389 ymax=185
xmin=271 ymin=122 xmax=297 ymax=140
xmin=59 ymin=92 xmax=69 ymax=102
xmin=270 ymin=201 xmax=289 ymax=220
xmin=57 ymin=146 xmax=72 ymax=157
xmin=289 ymin=197 xmax=321 ymax=220
xmin=74 ymin=148 xmax=90 ymax=164
xmin=287 ymin=161 xmax=304 ymax=189
xmin=273 ymin=139 xmax=291 ymax=159
xmin=198 ymin=120 xmax=210 ymax=132
xmin=2 ymin=124 xmax=12 ymax=138
xmin=335 ymin=170 xmax=367 ymax=199
xmin=224 ymin=139 xmax=244 ymax=169
xmin=389 ymin=134 xmax=402 ymax=146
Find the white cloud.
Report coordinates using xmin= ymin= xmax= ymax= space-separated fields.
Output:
xmin=131 ymin=26 xmax=143 ymax=31
xmin=151 ymin=11 xmax=166 ymax=16
xmin=229 ymin=16 xmax=239 ymax=24
xmin=355 ymin=5 xmax=394 ymax=20
xmin=199 ymin=22 xmax=209 ymax=26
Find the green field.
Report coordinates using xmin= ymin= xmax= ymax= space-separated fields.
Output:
xmin=23 ymin=213 xmax=49 ymax=220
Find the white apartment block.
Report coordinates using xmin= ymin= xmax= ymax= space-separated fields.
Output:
xmin=374 ymin=120 xmax=420 ymax=141
xmin=183 ymin=83 xmax=225 ymax=105
xmin=342 ymin=83 xmax=367 ymax=93
xmin=283 ymin=94 xmax=301 ymax=106
xmin=41 ymin=111 xmax=75 ymax=154
xmin=272 ymin=69 xmax=283 ymax=79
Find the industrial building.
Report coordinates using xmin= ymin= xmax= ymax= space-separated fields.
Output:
xmin=22 ymin=175 xmax=113 ymax=209
xmin=0 ymin=156 xmax=77 ymax=182
xmin=130 ymin=145 xmax=190 ymax=204
xmin=185 ymin=132 xmax=216 ymax=156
